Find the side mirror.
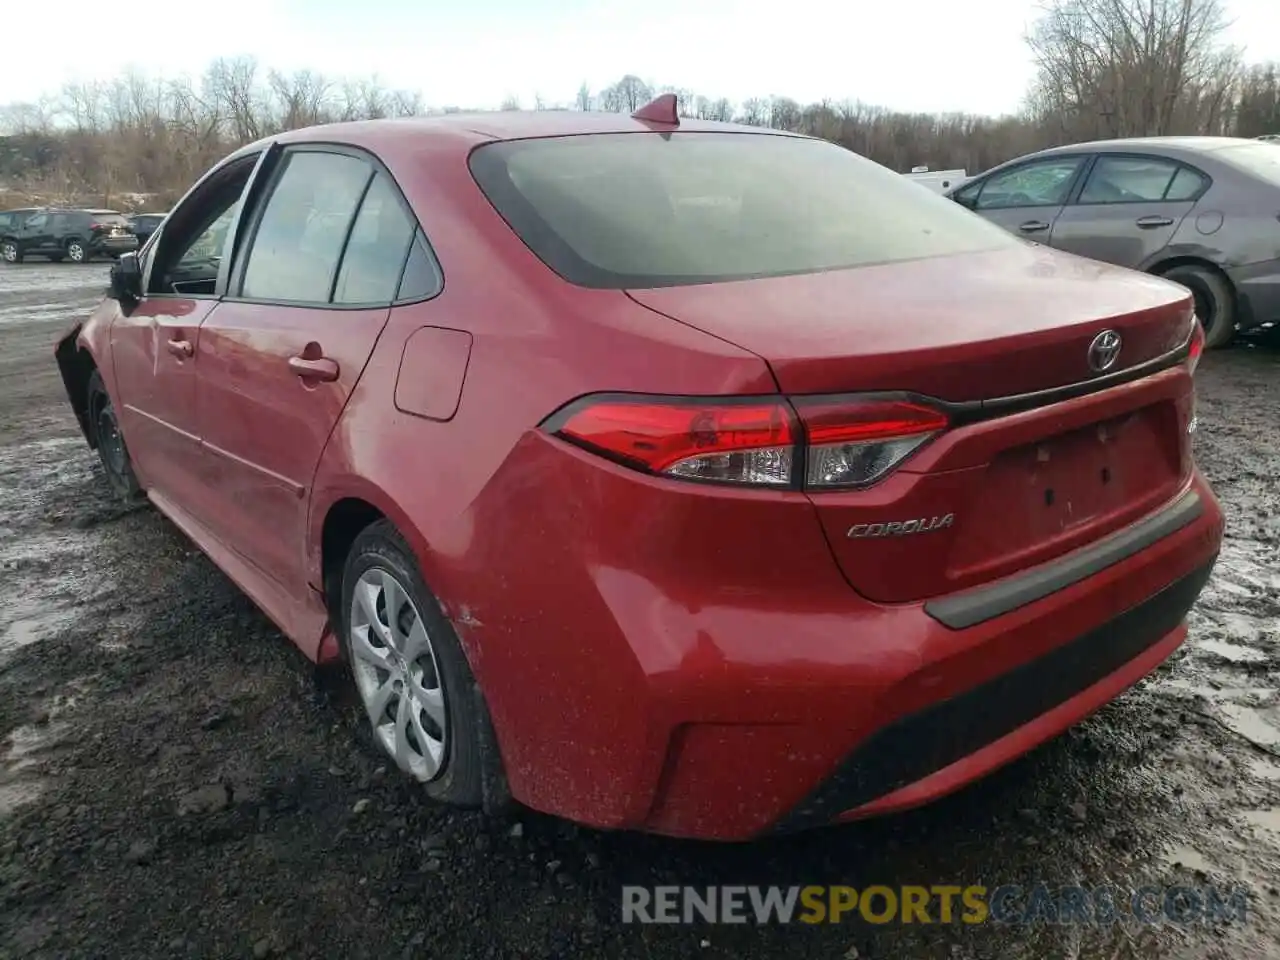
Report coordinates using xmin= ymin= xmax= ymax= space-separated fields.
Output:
xmin=109 ymin=252 xmax=143 ymax=302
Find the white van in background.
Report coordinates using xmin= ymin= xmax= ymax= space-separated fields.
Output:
xmin=902 ymin=166 xmax=968 ymax=194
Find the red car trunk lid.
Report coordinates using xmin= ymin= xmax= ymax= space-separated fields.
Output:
xmin=628 ymin=244 xmax=1197 ymax=604
xmin=626 ymin=245 xmax=1193 ymax=401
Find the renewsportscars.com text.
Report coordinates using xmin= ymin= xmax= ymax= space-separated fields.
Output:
xmin=621 ymin=884 xmax=1250 ymax=926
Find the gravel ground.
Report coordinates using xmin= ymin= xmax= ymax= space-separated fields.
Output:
xmin=1 ymin=262 xmax=1279 ymax=960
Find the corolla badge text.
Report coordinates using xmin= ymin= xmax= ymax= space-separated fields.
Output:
xmin=847 ymin=514 xmax=955 ymax=539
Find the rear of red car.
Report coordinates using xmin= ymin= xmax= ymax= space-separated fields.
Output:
xmin=463 ymin=128 xmax=1223 ymax=839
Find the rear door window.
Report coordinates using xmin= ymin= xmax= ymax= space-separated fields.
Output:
xmin=239 ymin=150 xmax=373 ymax=304
xmin=1077 ymin=156 xmax=1199 ymax=203
xmin=331 ymin=173 xmax=417 ymax=305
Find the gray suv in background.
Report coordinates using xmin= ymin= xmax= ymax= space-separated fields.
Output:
xmin=947 ymin=137 xmax=1280 ymax=348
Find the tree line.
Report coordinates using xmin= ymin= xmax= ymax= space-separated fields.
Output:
xmin=1 ymin=0 xmax=1278 ymax=210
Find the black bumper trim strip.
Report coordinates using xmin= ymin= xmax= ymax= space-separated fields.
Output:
xmin=925 ymin=488 xmax=1203 ymax=630
xmin=768 ymin=558 xmax=1216 ymax=835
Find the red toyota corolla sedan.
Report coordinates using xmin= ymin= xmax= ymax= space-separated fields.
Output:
xmin=54 ymin=97 xmax=1223 ymax=840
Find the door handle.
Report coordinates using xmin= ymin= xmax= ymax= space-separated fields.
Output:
xmin=1135 ymin=215 xmax=1174 ymax=228
xmin=1018 ymin=220 xmax=1051 ymax=233
xmin=288 ymin=355 xmax=340 ymax=382
xmin=166 ymin=338 xmax=193 ymax=358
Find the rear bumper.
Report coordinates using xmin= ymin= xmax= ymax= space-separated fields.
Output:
xmin=1228 ymin=258 xmax=1280 ymax=330
xmin=92 ymin=236 xmax=139 ymax=256
xmin=777 ymin=557 xmax=1213 ymax=833
xmin=473 ymin=434 xmax=1224 ymax=839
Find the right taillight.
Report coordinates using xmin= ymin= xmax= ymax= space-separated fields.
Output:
xmin=1186 ymin=315 xmax=1205 ymax=374
xmin=544 ymin=393 xmax=948 ymax=490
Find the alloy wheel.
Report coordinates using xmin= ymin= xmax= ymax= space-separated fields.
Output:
xmin=1 ymin=242 xmax=16 ymax=263
xmin=348 ymin=567 xmax=449 ymax=781
xmin=68 ymin=242 xmax=85 ymax=262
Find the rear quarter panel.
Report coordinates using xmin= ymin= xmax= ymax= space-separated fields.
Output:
xmin=1156 ymin=170 xmax=1280 ymax=271
xmin=306 ymin=134 xmax=777 ymax=601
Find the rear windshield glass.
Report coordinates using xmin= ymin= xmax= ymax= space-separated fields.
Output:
xmin=1217 ymin=143 xmax=1280 ymax=186
xmin=91 ymin=213 xmax=130 ymax=225
xmin=468 ymin=132 xmax=1016 ymax=289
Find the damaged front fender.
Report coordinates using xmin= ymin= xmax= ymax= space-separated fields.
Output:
xmin=54 ymin=322 xmax=95 ymax=448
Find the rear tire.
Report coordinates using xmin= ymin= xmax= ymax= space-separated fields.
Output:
xmin=86 ymin=370 xmax=143 ymax=502
xmin=1160 ymin=264 xmax=1235 ymax=350
xmin=1 ymin=240 xmax=21 ymax=264
xmin=66 ymin=239 xmax=88 ymax=263
xmin=338 ymin=521 xmax=504 ymax=809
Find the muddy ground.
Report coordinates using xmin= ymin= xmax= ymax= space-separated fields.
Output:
xmin=0 ymin=262 xmax=1278 ymax=960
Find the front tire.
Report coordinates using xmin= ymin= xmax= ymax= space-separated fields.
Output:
xmin=1 ymin=240 xmax=21 ymax=264
xmin=86 ymin=370 xmax=143 ymax=502
xmin=1161 ymin=264 xmax=1235 ymax=350
xmin=339 ymin=522 xmax=493 ymax=807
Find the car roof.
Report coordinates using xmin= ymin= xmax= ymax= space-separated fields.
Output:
xmin=1035 ymin=135 xmax=1261 ymax=158
xmin=230 ymin=110 xmax=801 ymax=163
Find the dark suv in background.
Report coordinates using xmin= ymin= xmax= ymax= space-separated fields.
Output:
xmin=126 ymin=212 xmax=167 ymax=248
xmin=0 ymin=207 xmax=139 ymax=264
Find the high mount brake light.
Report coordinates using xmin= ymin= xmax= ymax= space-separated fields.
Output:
xmin=546 ymin=395 xmax=949 ymax=490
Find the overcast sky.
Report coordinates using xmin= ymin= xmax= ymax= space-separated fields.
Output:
xmin=7 ymin=0 xmax=1280 ymax=116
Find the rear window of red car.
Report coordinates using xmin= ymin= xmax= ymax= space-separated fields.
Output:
xmin=469 ymin=132 xmax=1016 ymax=289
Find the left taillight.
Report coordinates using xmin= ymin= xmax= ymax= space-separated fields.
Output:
xmin=548 ymin=397 xmax=796 ymax=486
xmin=544 ymin=394 xmax=948 ymax=490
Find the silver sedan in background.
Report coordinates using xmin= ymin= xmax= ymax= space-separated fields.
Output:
xmin=947 ymin=137 xmax=1280 ymax=348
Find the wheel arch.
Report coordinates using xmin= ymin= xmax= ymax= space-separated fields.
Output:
xmin=1147 ymin=255 xmax=1239 ymax=345
xmin=310 ymin=477 xmax=458 ymax=631
xmin=1147 ymin=254 xmax=1237 ymax=303
xmin=313 ymin=482 xmax=515 ymax=813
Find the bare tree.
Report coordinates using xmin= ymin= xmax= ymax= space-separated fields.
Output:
xmin=600 ymin=75 xmax=652 ymax=112
xmin=4 ymin=49 xmax=1280 ymax=211
xmin=1236 ymin=63 xmax=1280 ymax=136
xmin=1026 ymin=0 xmax=1241 ymax=138
xmin=737 ymin=97 xmax=769 ymax=126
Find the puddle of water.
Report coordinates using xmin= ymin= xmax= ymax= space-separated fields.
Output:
xmin=1243 ymin=809 xmax=1280 ymax=834
xmin=0 ymin=722 xmax=64 ymax=817
xmin=0 ymin=778 xmax=44 ymax=814
xmin=0 ymin=594 xmax=81 ymax=654
xmin=1247 ymin=757 xmax=1280 ymax=782
xmin=1164 ymin=845 xmax=1214 ymax=873
xmin=1162 ymin=679 xmax=1274 ymax=699
xmin=1196 ymin=639 xmax=1269 ymax=663
xmin=1216 ymin=704 xmax=1280 ymax=748
xmin=2 ymin=617 xmax=43 ymax=648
